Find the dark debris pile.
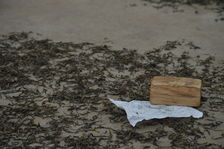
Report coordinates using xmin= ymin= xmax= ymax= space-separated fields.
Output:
xmin=142 ymin=0 xmax=224 ymax=21
xmin=143 ymin=0 xmax=224 ymax=5
xmin=0 ymin=32 xmax=223 ymax=148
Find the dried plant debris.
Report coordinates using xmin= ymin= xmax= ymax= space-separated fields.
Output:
xmin=142 ymin=0 xmax=224 ymax=20
xmin=143 ymin=0 xmax=224 ymax=6
xmin=0 ymin=32 xmax=224 ymax=148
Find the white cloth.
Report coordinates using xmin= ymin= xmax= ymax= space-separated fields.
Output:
xmin=109 ymin=98 xmax=203 ymax=127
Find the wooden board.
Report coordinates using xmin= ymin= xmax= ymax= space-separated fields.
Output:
xmin=150 ymin=76 xmax=202 ymax=107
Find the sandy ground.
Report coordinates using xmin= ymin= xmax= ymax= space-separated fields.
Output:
xmin=0 ymin=0 xmax=224 ymax=149
xmin=0 ymin=0 xmax=224 ymax=60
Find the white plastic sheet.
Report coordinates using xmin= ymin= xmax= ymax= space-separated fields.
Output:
xmin=109 ymin=98 xmax=203 ymax=127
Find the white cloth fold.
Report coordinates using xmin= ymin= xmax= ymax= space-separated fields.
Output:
xmin=109 ymin=98 xmax=203 ymax=127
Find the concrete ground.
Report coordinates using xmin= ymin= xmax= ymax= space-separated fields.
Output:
xmin=0 ymin=0 xmax=224 ymax=60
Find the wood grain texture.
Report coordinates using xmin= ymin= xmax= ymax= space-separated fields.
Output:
xmin=150 ymin=76 xmax=202 ymax=107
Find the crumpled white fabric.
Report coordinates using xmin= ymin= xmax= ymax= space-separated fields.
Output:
xmin=109 ymin=98 xmax=203 ymax=127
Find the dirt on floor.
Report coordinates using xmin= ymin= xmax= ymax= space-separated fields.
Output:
xmin=0 ymin=32 xmax=223 ymax=149
xmin=0 ymin=0 xmax=224 ymax=149
xmin=0 ymin=0 xmax=224 ymax=60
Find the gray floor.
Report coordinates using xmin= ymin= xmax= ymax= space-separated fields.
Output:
xmin=0 ymin=0 xmax=224 ymax=60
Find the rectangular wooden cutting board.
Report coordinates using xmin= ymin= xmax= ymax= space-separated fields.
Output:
xmin=150 ymin=76 xmax=202 ymax=107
